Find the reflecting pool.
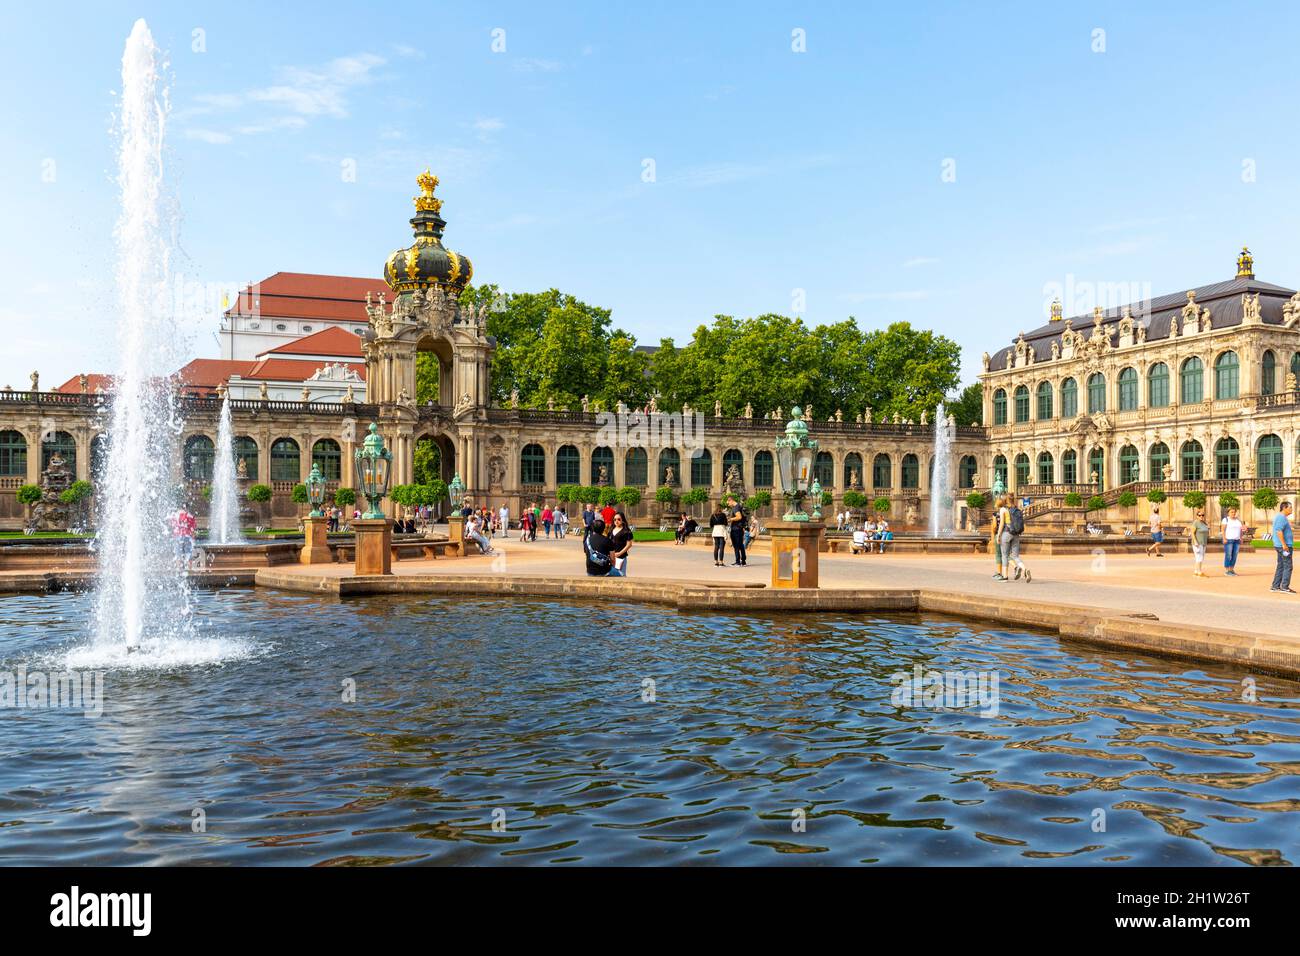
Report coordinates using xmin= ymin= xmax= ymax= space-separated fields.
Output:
xmin=1 ymin=589 xmax=1298 ymax=865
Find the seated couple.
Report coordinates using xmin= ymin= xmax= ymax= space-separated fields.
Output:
xmin=584 ymin=516 xmax=633 ymax=576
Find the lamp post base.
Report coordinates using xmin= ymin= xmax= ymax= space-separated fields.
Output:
xmin=446 ymin=514 xmax=467 ymax=557
xmin=353 ymin=518 xmax=392 ymax=576
xmin=768 ymin=519 xmax=823 ymax=589
xmin=300 ymin=515 xmax=332 ymax=564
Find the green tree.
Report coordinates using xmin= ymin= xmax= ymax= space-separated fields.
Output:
xmin=1183 ymin=490 xmax=1207 ymax=510
xmin=1147 ymin=489 xmax=1167 ymax=504
xmin=616 ymin=486 xmax=642 ymax=508
xmin=1064 ymin=492 xmax=1082 ymax=507
xmin=873 ymin=496 xmax=891 ymax=515
xmin=964 ymin=491 xmax=986 ymax=510
xmin=1087 ymin=494 xmax=1106 ymax=515
xmin=1218 ymin=492 xmax=1240 ymax=512
xmin=949 ymin=382 xmax=984 ymax=427
xmin=413 ymin=439 xmax=441 ymax=484
xmin=333 ymin=487 xmax=356 ymax=507
xmin=246 ymin=484 xmax=273 ymax=503
xmin=17 ymin=484 xmax=42 ymax=506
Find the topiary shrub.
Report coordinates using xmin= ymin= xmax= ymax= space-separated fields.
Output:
xmin=59 ymin=480 xmax=93 ymax=504
xmin=964 ymin=491 xmax=986 ymax=510
xmin=615 ymin=486 xmax=641 ymax=507
xmin=1146 ymin=489 xmax=1167 ymax=504
xmin=333 ymin=486 xmax=356 ymax=507
xmin=1087 ymin=495 xmax=1106 ymax=514
xmin=654 ymin=486 xmax=678 ymax=505
xmin=1253 ymin=487 xmax=1279 ymax=513
xmin=200 ymin=485 xmax=213 ymax=501
xmin=682 ymin=487 xmax=709 ymax=506
xmin=246 ymin=483 xmax=273 ymax=504
xmin=1182 ymin=490 xmax=1207 ymax=509
xmin=1064 ymin=491 xmax=1082 ymax=507
xmin=873 ymin=496 xmax=891 ymax=515
xmin=1218 ymin=492 xmax=1240 ymax=511
xmin=1117 ymin=491 xmax=1138 ymax=509
xmin=17 ymin=484 xmax=42 ymax=506
xmin=291 ymin=483 xmax=309 ymax=505
xmin=843 ymin=490 xmax=869 ymax=513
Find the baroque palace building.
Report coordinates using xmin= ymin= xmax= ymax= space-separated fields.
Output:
xmin=2 ymin=173 xmax=1297 ymax=531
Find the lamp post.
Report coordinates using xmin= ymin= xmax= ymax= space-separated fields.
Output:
xmin=352 ymin=422 xmax=394 ymax=575
xmin=446 ymin=472 xmax=468 ymax=556
xmin=299 ymin=463 xmax=332 ymax=565
xmin=306 ymin=464 xmax=326 ymax=518
xmin=770 ymin=406 xmax=823 ymax=588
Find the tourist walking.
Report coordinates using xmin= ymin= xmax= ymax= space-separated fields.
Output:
xmin=995 ymin=495 xmax=1030 ymax=582
xmin=1145 ymin=506 xmax=1164 ymax=557
xmin=582 ymin=504 xmax=595 ymax=542
xmin=542 ymin=504 xmax=554 ymax=538
xmin=609 ymin=511 xmax=633 ymax=575
xmin=583 ymin=518 xmax=622 ymax=577
xmin=727 ymin=495 xmax=748 ymax=566
xmin=709 ymin=503 xmax=728 ymax=567
xmin=1270 ymin=500 xmax=1294 ymax=594
xmin=555 ymin=507 xmax=569 ymax=539
xmin=172 ymin=508 xmax=196 ymax=569
xmin=1190 ymin=508 xmax=1210 ymax=577
xmin=600 ymin=501 xmax=616 ymax=529
xmin=1221 ymin=506 xmax=1243 ymax=576
xmin=498 ymin=504 xmax=509 ymax=538
xmin=745 ymin=513 xmax=759 ymax=551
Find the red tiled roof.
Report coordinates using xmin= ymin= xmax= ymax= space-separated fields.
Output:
xmin=225 ymin=272 xmax=386 ymax=323
xmin=174 ymin=359 xmax=258 ymax=395
xmin=258 ymin=325 xmax=365 ymax=359
xmin=241 ymin=359 xmax=367 ymax=383
xmin=55 ymin=373 xmax=114 ymax=393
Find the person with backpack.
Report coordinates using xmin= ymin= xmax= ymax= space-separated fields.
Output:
xmin=996 ymin=494 xmax=1031 ymax=582
xmin=583 ymin=517 xmax=622 ymax=577
xmin=709 ymin=502 xmax=729 ymax=567
xmin=726 ymin=495 xmax=748 ymax=566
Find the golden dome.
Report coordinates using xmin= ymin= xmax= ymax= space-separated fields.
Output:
xmin=383 ymin=169 xmax=473 ymax=296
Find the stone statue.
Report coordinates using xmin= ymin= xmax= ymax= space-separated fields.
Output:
xmin=78 ymin=373 xmax=88 ymax=394
xmin=864 ymin=407 xmax=873 ymax=424
xmin=714 ymin=400 xmax=722 ymax=417
xmin=920 ymin=410 xmax=928 ymax=426
xmin=724 ymin=463 xmax=744 ymax=495
xmin=905 ymin=503 xmax=919 ymax=527
xmin=835 ymin=408 xmax=843 ymax=423
xmin=547 ymin=397 xmax=555 ymax=411
xmin=510 ymin=388 xmax=520 ymax=409
xmin=259 ymin=381 xmax=269 ymax=400
xmin=664 ymin=465 xmax=676 ymax=485
xmin=1162 ymin=462 xmax=1173 ymax=481
xmin=581 ymin=394 xmax=590 ymax=413
xmin=25 ymin=452 xmax=74 ymax=532
xmin=743 ymin=402 xmax=753 ymax=419
xmin=29 ymin=371 xmax=38 ymax=392
xmin=981 ymin=352 xmax=991 ymax=373
xmin=648 ymin=396 xmax=658 ymax=413
xmin=851 ymin=468 xmax=862 ymax=490
xmin=237 ymin=457 xmax=249 ymax=479
xmin=301 ymin=384 xmax=311 ymax=402
xmin=489 ymin=456 xmax=506 ymax=487
xmin=597 ymin=464 xmax=610 ymax=485
xmin=344 ymin=383 xmax=355 ymax=403
xmin=1287 ymin=371 xmax=1298 ymax=392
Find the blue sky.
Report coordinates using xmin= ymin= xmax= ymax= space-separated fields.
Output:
xmin=3 ymin=1 xmax=1300 ymax=391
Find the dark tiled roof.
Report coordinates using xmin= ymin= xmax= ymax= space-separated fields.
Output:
xmin=989 ymin=276 xmax=1296 ymax=370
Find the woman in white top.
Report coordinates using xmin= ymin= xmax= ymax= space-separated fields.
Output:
xmin=1221 ymin=506 xmax=1244 ymax=576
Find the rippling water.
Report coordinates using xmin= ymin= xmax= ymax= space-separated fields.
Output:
xmin=1 ymin=589 xmax=1298 ymax=866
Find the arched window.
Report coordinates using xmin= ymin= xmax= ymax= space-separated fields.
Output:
xmin=1118 ymin=367 xmax=1138 ymax=411
xmin=754 ymin=450 xmax=774 ymax=488
xmin=1258 ymin=434 xmax=1284 ymax=479
xmin=1214 ymin=437 xmax=1240 ymax=480
xmin=1214 ymin=351 xmax=1239 ymax=400
xmin=1037 ymin=452 xmax=1054 ymax=485
xmin=557 ymin=444 xmax=581 ymax=485
xmin=41 ymin=431 xmax=76 ymax=474
xmin=1262 ymin=350 xmax=1277 ymax=396
xmin=312 ymin=438 xmax=342 ymax=481
xmin=90 ymin=434 xmax=109 ymax=482
xmin=1060 ymin=378 xmax=1078 ymax=418
xmin=1180 ymin=440 xmax=1203 ymax=481
xmin=1062 ymin=449 xmax=1078 ymax=485
xmin=1180 ymin=357 xmax=1204 ymax=404
xmin=1087 ymin=446 xmax=1105 ymax=490
xmin=624 ymin=447 xmax=648 ymax=486
xmin=1014 ymin=385 xmax=1030 ymax=423
xmin=959 ymin=455 xmax=978 ymax=489
xmin=1036 ymin=381 xmax=1053 ymax=420
xmin=690 ymin=448 xmax=712 ymax=487
xmin=722 ymin=448 xmax=744 ymax=486
xmin=843 ymin=452 xmax=863 ymax=489
xmin=814 ymin=450 xmax=834 ymax=487
xmin=992 ymin=388 xmax=1008 ymax=425
xmin=992 ymin=454 xmax=1008 ymax=487
xmin=591 ymin=446 xmax=614 ymax=485
xmin=901 ymin=453 xmax=919 ymax=489
xmin=233 ymin=436 xmax=258 ymax=479
xmin=1014 ymin=453 xmax=1030 ymax=488
xmin=0 ymin=430 xmax=27 ymax=477
xmin=1086 ymin=373 xmax=1106 ymax=414
xmin=521 ymin=443 xmax=546 ymax=484
xmin=270 ymin=438 xmax=299 ymax=482
xmin=1148 ymin=442 xmax=1170 ymax=481
xmin=872 ymin=453 xmax=892 ymax=489
xmin=1119 ymin=444 xmax=1139 ymax=484
xmin=1292 ymin=351 xmax=1300 ymax=382
xmin=1148 ymin=362 xmax=1170 ymax=407
xmin=184 ymin=435 xmax=215 ymax=480
xmin=657 ymin=447 xmax=681 ymax=485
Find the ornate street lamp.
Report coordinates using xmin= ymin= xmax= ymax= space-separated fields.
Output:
xmin=774 ymin=406 xmax=818 ymax=521
xmin=354 ymin=422 xmax=393 ymax=519
xmin=305 ymin=463 xmax=326 ymax=517
xmin=809 ymin=477 xmax=823 ymax=521
xmin=447 ymin=473 xmax=465 ymax=514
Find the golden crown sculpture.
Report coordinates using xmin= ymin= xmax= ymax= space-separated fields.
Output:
xmin=414 ymin=168 xmax=442 ymax=213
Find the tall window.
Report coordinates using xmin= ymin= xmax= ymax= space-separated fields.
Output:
xmin=1148 ymin=442 xmax=1170 ymax=481
xmin=754 ymin=450 xmax=774 ymax=488
xmin=591 ymin=446 xmax=614 ymax=485
xmin=993 ymin=388 xmax=1008 ymax=425
xmin=872 ymin=453 xmax=892 ymax=489
xmin=521 ymin=443 xmax=545 ymax=484
xmin=270 ymin=438 xmax=299 ymax=481
xmin=1037 ymin=452 xmax=1054 ymax=485
xmin=625 ymin=447 xmax=648 ymax=486
xmin=312 ymin=439 xmax=342 ymax=481
xmin=1014 ymin=385 xmax=1030 ymax=423
xmin=0 ymin=430 xmax=26 ymax=477
xmin=184 ymin=435 xmax=215 ymax=480
xmin=901 ymin=453 xmax=919 ymax=489
xmin=1119 ymin=444 xmax=1139 ymax=484
xmin=1262 ymin=350 xmax=1277 ymax=396
xmin=557 ymin=444 xmax=580 ymax=484
xmin=1087 ymin=373 xmax=1106 ymax=414
xmin=959 ymin=455 xmax=977 ymax=488
xmin=1214 ymin=351 xmax=1239 ymax=400
xmin=1036 ymin=381 xmax=1053 ymax=420
xmin=1014 ymin=453 xmax=1030 ymax=487
xmin=1214 ymin=437 xmax=1239 ymax=480
xmin=233 ymin=436 xmax=258 ymax=479
xmin=722 ymin=448 xmax=744 ymax=486
xmin=657 ymin=447 xmax=680 ymax=484
xmin=814 ymin=451 xmax=834 ymax=487
xmin=843 ymin=453 xmax=863 ymax=488
xmin=1062 ymin=449 xmax=1078 ymax=485
xmin=1180 ymin=440 xmax=1203 ymax=481
xmin=1147 ymin=362 xmax=1170 ymax=407
xmin=1118 ymin=367 xmax=1138 ymax=411
xmin=993 ymin=454 xmax=1008 ymax=487
xmin=1060 ymin=378 xmax=1078 ymax=418
xmin=690 ymin=448 xmax=712 ymax=487
xmin=1258 ymin=434 xmax=1283 ymax=479
xmin=90 ymin=435 xmax=108 ymax=482
xmin=42 ymin=431 xmax=76 ymax=473
xmin=1088 ymin=447 xmax=1105 ymax=490
xmin=1180 ymin=357 xmax=1203 ymax=404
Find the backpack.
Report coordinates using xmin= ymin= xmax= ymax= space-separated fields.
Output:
xmin=584 ymin=536 xmax=611 ymax=568
xmin=1008 ymin=507 xmax=1025 ymax=536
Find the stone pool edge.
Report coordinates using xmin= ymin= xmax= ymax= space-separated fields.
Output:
xmin=252 ymin=569 xmax=1300 ymax=679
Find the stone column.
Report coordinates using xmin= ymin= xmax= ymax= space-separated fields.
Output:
xmin=353 ymin=518 xmax=392 ymax=575
xmin=768 ymin=520 xmax=823 ymax=589
xmin=300 ymin=514 xmax=332 ymax=564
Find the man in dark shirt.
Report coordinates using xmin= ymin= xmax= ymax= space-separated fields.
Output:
xmin=584 ymin=518 xmax=623 ymax=576
xmin=582 ymin=504 xmax=595 ymax=542
xmin=727 ymin=495 xmax=748 ymax=566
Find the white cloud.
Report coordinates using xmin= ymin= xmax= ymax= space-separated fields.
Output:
xmin=513 ymin=57 xmax=562 ymax=73
xmin=902 ymin=256 xmax=939 ymax=268
xmin=185 ymin=129 xmax=233 ymax=144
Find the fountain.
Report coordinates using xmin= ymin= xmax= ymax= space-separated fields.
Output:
xmin=208 ymin=393 xmax=244 ymax=544
xmin=928 ymin=401 xmax=955 ymax=537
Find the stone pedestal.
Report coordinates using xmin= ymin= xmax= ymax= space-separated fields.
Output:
xmin=300 ymin=515 xmax=332 ymax=564
xmin=768 ymin=519 xmax=823 ymax=589
xmin=446 ymin=514 xmax=467 ymax=557
xmin=353 ymin=518 xmax=392 ymax=576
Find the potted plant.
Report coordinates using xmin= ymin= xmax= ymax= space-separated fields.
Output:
xmin=1117 ymin=490 xmax=1138 ymax=533
xmin=246 ymin=483 xmax=273 ymax=531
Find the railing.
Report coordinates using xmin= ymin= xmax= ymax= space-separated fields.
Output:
xmin=1258 ymin=390 xmax=1300 ymax=410
xmin=1020 ymin=476 xmax=1300 ymax=521
xmin=0 ymin=390 xmax=372 ymax=417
